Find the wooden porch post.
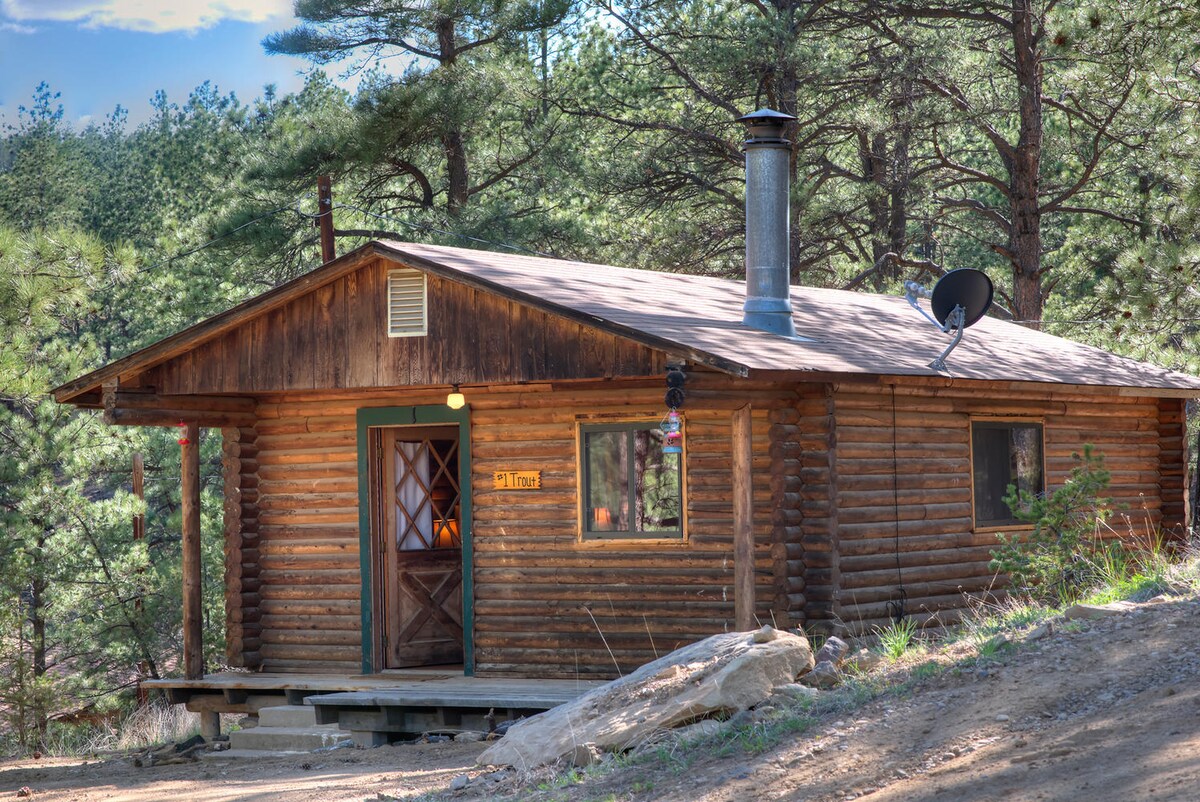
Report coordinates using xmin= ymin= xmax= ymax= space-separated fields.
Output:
xmin=181 ymin=422 xmax=203 ymax=680
xmin=733 ymin=404 xmax=755 ymax=631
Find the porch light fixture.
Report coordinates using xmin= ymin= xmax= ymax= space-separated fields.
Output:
xmin=446 ymin=384 xmax=466 ymax=410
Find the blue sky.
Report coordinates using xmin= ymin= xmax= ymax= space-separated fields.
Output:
xmin=0 ymin=0 xmax=327 ymax=128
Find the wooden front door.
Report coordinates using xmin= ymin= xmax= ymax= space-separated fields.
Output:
xmin=371 ymin=426 xmax=464 ymax=668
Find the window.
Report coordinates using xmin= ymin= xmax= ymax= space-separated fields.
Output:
xmin=580 ymin=421 xmax=683 ymax=539
xmin=972 ymin=421 xmax=1044 ymax=527
xmin=387 ymin=268 xmax=427 ymax=337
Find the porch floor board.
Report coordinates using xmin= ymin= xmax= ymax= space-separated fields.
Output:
xmin=143 ymin=672 xmax=604 ymax=744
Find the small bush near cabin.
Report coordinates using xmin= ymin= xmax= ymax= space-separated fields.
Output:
xmin=990 ymin=445 xmax=1112 ymax=604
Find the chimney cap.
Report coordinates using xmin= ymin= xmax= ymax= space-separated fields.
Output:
xmin=736 ymin=108 xmax=798 ymax=125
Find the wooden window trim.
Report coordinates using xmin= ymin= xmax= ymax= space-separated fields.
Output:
xmin=575 ymin=417 xmax=688 ymax=543
xmin=969 ymin=416 xmax=1046 ymax=532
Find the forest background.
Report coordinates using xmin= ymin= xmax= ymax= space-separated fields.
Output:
xmin=2 ymin=0 xmax=1200 ymax=754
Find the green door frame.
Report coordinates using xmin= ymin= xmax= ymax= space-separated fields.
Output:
xmin=356 ymin=404 xmax=474 ymax=675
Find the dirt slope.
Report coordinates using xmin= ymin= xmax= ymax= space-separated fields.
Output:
xmin=4 ymin=595 xmax=1199 ymax=802
xmin=545 ymin=595 xmax=1200 ymax=802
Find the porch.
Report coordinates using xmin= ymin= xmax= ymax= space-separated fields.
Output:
xmin=143 ymin=671 xmax=605 ymax=747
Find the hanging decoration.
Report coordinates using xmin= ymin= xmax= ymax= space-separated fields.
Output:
xmin=662 ymin=365 xmax=687 ymax=455
xmin=662 ymin=409 xmax=683 ymax=455
xmin=176 ymin=421 xmax=190 ymax=446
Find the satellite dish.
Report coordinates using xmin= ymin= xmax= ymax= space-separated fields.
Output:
xmin=931 ymin=269 xmax=993 ymax=330
xmin=903 ymin=269 xmax=994 ymax=372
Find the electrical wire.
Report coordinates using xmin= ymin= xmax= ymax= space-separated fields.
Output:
xmin=885 ymin=383 xmax=907 ymax=625
xmin=333 ymin=202 xmax=553 ymax=258
xmin=135 ymin=204 xmax=296 ymax=275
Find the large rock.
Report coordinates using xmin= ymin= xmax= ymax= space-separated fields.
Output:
xmin=477 ymin=628 xmax=814 ymax=769
xmin=1064 ymin=601 xmax=1138 ymax=620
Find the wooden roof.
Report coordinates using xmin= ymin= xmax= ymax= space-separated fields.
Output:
xmin=54 ymin=239 xmax=1200 ymax=402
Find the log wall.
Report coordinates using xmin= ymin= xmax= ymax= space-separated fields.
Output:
xmin=222 ymin=426 xmax=261 ymax=668
xmin=829 ymin=381 xmax=1184 ymax=635
xmin=1158 ymin=397 xmax=1189 ymax=535
xmin=226 ymin=370 xmax=1190 ymax=672
xmin=793 ymin=386 xmax=839 ymax=630
xmin=236 ymin=374 xmax=793 ymax=677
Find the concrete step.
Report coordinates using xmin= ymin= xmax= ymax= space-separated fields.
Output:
xmin=257 ymin=704 xmax=320 ymax=728
xmin=229 ymin=725 xmax=352 ymax=753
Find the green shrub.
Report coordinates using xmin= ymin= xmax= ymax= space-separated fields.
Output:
xmin=989 ymin=445 xmax=1111 ymax=604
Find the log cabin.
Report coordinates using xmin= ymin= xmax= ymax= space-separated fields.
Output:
xmin=52 ymin=112 xmax=1200 ymax=715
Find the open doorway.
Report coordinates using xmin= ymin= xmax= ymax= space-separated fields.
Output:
xmin=369 ymin=425 xmax=464 ymax=669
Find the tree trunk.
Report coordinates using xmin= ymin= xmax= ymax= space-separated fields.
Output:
xmin=866 ymin=131 xmax=891 ymax=280
xmin=437 ymin=14 xmax=470 ymax=215
xmin=1007 ymin=0 xmax=1044 ymax=328
xmin=29 ymin=571 xmax=48 ymax=749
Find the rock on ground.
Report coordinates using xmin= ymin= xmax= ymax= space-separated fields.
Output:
xmin=478 ymin=628 xmax=814 ymax=769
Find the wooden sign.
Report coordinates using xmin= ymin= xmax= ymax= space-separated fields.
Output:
xmin=492 ymin=470 xmax=542 ymax=490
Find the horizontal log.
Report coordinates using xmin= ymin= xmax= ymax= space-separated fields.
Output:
xmin=259 ymin=598 xmax=362 ymax=616
xmin=838 ymin=517 xmax=974 ymax=540
xmin=473 ymin=599 xmax=739 ymax=617
xmin=258 ymin=584 xmax=361 ymax=601
xmin=840 ymin=531 xmax=996 ymax=556
xmin=255 ymin=448 xmax=357 ymax=466
xmin=839 ymin=574 xmax=1001 ymax=607
xmin=259 ymin=537 xmax=358 ymax=554
xmin=840 ymin=559 xmax=996 ymax=591
xmin=261 ymin=629 xmax=361 ymax=647
xmin=839 ymin=502 xmax=973 ymax=525
xmin=259 ymin=613 xmax=362 ymax=631
xmin=837 ymin=487 xmax=972 ymax=510
xmin=257 ymin=659 xmax=358 ymax=674
xmin=258 ymin=643 xmax=361 ymax=661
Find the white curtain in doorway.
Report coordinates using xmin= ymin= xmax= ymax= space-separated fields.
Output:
xmin=395 ymin=442 xmax=433 ymax=550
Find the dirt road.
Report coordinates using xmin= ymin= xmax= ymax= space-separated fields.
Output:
xmin=5 ymin=595 xmax=1199 ymax=802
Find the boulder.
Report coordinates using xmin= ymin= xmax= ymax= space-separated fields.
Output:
xmin=769 ymin=683 xmax=820 ymax=705
xmin=477 ymin=628 xmax=813 ymax=769
xmin=1064 ymin=601 xmax=1138 ymax=620
xmin=846 ymin=648 xmax=882 ymax=673
xmin=799 ymin=660 xmax=842 ymax=689
xmin=815 ymin=636 xmax=851 ymax=668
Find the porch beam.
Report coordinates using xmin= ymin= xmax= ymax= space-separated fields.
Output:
xmin=104 ymin=408 xmax=255 ymax=428
xmin=181 ymin=421 xmax=204 ymax=680
xmin=114 ymin=392 xmax=256 ymax=413
xmin=732 ymin=403 xmax=755 ymax=631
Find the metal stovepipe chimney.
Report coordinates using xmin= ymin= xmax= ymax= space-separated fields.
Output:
xmin=738 ymin=108 xmax=798 ymax=338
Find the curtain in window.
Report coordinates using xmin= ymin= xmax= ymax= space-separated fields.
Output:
xmin=395 ymin=442 xmax=433 ymax=550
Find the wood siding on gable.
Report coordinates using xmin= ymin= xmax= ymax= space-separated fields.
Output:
xmin=829 ymin=382 xmax=1184 ymax=635
xmin=145 ymin=258 xmax=666 ymax=395
xmin=234 ymin=375 xmax=792 ymax=677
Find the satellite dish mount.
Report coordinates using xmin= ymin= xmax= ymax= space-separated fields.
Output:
xmin=904 ymin=269 xmax=994 ymax=372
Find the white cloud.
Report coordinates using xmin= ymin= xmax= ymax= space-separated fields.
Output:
xmin=0 ymin=19 xmax=36 ymax=32
xmin=1 ymin=0 xmax=291 ymax=33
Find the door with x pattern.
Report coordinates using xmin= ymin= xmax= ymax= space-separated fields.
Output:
xmin=372 ymin=426 xmax=464 ymax=668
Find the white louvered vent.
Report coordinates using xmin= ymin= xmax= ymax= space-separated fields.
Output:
xmin=387 ymin=269 xmax=427 ymax=337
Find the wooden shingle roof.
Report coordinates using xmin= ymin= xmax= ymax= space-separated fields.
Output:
xmin=53 ymin=239 xmax=1200 ymax=402
xmin=384 ymin=240 xmax=1200 ymax=392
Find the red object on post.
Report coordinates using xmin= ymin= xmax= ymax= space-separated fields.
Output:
xmin=177 ymin=421 xmax=190 ymax=445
